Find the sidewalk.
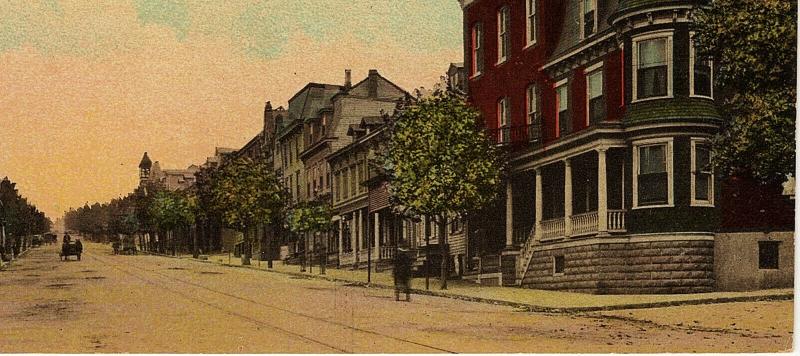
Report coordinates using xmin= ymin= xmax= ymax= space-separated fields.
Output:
xmin=150 ymin=251 xmax=793 ymax=312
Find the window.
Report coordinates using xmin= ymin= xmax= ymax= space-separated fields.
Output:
xmin=497 ymin=98 xmax=510 ymax=143
xmin=586 ymin=67 xmax=604 ymax=124
xmin=634 ymin=34 xmax=672 ymax=100
xmin=526 ymin=84 xmax=541 ymax=141
xmin=553 ymin=255 xmax=565 ymax=275
xmin=582 ymin=0 xmax=597 ymax=38
xmin=342 ymin=169 xmax=349 ymax=199
xmin=335 ymin=172 xmax=341 ymax=201
xmin=634 ymin=140 xmax=674 ymax=207
xmin=295 ymin=171 xmax=300 ymax=199
xmin=556 ymin=81 xmax=570 ymax=136
xmin=758 ymin=241 xmax=780 ymax=269
xmin=526 ymin=0 xmax=537 ymax=46
xmin=497 ymin=6 xmax=510 ymax=63
xmin=350 ymin=166 xmax=357 ymax=197
xmin=690 ymin=38 xmax=713 ymax=98
xmin=692 ymin=140 xmax=713 ymax=205
xmin=471 ymin=23 xmax=483 ymax=76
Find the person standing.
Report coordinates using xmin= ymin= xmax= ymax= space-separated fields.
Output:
xmin=393 ymin=248 xmax=412 ymax=302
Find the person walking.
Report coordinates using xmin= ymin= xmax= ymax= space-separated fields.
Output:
xmin=393 ymin=248 xmax=412 ymax=302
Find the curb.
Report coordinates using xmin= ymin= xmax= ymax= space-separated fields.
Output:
xmin=141 ymin=251 xmax=794 ymax=313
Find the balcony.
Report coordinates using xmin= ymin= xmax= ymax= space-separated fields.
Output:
xmin=486 ymin=123 xmax=542 ymax=147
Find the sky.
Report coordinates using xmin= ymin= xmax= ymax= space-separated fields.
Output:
xmin=0 ymin=0 xmax=464 ymax=219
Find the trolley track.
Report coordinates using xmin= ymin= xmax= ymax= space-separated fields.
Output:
xmin=88 ymin=252 xmax=458 ymax=354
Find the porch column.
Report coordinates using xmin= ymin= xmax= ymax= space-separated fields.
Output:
xmin=564 ymin=159 xmax=573 ymax=237
xmin=534 ymin=168 xmax=543 ymax=241
xmin=597 ymin=148 xmax=609 ymax=235
xmin=505 ymin=180 xmax=514 ymax=247
xmin=350 ymin=213 xmax=357 ymax=253
xmin=338 ymin=218 xmax=343 ymax=257
xmin=374 ymin=212 xmax=380 ymax=256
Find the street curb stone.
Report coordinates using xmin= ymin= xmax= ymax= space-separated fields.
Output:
xmin=142 ymin=251 xmax=794 ymax=313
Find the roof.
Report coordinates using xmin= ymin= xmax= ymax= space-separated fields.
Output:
xmin=138 ymin=152 xmax=152 ymax=169
xmin=623 ymin=98 xmax=721 ymax=124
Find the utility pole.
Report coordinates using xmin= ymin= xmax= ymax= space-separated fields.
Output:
xmin=367 ymin=212 xmax=372 ymax=284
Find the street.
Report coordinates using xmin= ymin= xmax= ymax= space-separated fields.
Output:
xmin=0 ymin=242 xmax=792 ymax=353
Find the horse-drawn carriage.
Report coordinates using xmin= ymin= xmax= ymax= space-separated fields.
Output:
xmin=44 ymin=233 xmax=57 ymax=245
xmin=113 ymin=236 xmax=137 ymax=255
xmin=61 ymin=240 xmax=82 ymax=261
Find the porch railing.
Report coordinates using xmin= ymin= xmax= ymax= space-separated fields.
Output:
xmin=540 ymin=218 xmax=565 ymax=240
xmin=571 ymin=211 xmax=599 ymax=236
xmin=607 ymin=210 xmax=626 ymax=232
xmin=512 ymin=224 xmax=533 ymax=246
xmin=379 ymin=245 xmax=396 ymax=260
xmin=486 ymin=124 xmax=542 ymax=146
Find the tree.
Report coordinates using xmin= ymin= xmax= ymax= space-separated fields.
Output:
xmin=149 ymin=190 xmax=196 ymax=255
xmin=210 ymin=157 xmax=287 ymax=265
xmin=692 ymin=0 xmax=796 ymax=184
xmin=287 ymin=200 xmax=333 ymax=272
xmin=384 ymin=90 xmax=503 ymax=289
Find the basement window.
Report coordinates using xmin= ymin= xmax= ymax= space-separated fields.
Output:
xmin=553 ymin=255 xmax=565 ymax=275
xmin=758 ymin=241 xmax=780 ymax=270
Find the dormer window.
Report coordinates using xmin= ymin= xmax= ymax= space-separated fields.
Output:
xmin=497 ymin=6 xmax=510 ymax=64
xmin=581 ymin=0 xmax=597 ymax=39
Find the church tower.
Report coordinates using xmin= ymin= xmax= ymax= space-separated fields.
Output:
xmin=138 ymin=152 xmax=152 ymax=185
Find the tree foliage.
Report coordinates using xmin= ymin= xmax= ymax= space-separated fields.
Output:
xmin=210 ymin=157 xmax=287 ymax=231
xmin=287 ymin=200 xmax=333 ymax=235
xmin=0 ymin=177 xmax=52 ymax=238
xmin=692 ymin=0 xmax=796 ymax=184
xmin=148 ymin=190 xmax=196 ymax=231
xmin=385 ymin=90 xmax=503 ymax=219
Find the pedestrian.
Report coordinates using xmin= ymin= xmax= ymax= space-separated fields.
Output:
xmin=393 ymin=248 xmax=412 ymax=302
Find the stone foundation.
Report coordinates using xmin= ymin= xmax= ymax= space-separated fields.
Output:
xmin=521 ymin=237 xmax=715 ymax=294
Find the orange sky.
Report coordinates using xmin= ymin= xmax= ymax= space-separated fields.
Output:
xmin=0 ymin=1 xmax=463 ymax=219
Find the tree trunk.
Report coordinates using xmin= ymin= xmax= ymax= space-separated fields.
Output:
xmin=438 ymin=215 xmax=449 ymax=290
xmin=241 ymin=226 xmax=251 ymax=265
xmin=192 ymin=224 xmax=199 ymax=259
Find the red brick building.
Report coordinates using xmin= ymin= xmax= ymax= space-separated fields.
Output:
xmin=459 ymin=0 xmax=793 ymax=293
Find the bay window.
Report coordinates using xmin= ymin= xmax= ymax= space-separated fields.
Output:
xmin=586 ymin=66 xmax=604 ymax=124
xmin=556 ymin=81 xmax=570 ymax=136
xmin=634 ymin=139 xmax=673 ymax=207
xmin=690 ymin=38 xmax=713 ymax=98
xmin=497 ymin=6 xmax=510 ymax=63
xmin=691 ymin=139 xmax=714 ymax=205
xmin=634 ymin=33 xmax=672 ymax=100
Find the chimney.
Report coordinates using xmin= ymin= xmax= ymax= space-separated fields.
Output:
xmin=263 ymin=101 xmax=273 ymax=137
xmin=344 ymin=69 xmax=352 ymax=90
xmin=368 ymin=69 xmax=378 ymax=98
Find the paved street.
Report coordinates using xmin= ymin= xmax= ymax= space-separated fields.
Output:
xmin=0 ymin=242 xmax=792 ymax=353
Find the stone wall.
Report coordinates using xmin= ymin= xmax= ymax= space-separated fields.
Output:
xmin=521 ymin=237 xmax=715 ymax=294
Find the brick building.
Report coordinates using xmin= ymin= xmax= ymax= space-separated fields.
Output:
xmin=459 ymin=0 xmax=793 ymax=293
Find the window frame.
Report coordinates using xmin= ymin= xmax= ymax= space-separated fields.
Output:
xmin=690 ymin=138 xmax=714 ymax=206
xmin=470 ymin=23 xmax=483 ymax=78
xmin=632 ymin=138 xmax=674 ymax=209
xmin=525 ymin=0 xmax=537 ymax=47
xmin=555 ymin=79 xmax=570 ymax=137
xmin=758 ymin=241 xmax=780 ymax=270
xmin=632 ymin=31 xmax=674 ymax=103
xmin=689 ymin=34 xmax=714 ymax=99
xmin=553 ymin=255 xmax=565 ymax=276
xmin=580 ymin=0 xmax=598 ymax=39
xmin=497 ymin=97 xmax=510 ymax=144
xmin=585 ymin=62 xmax=604 ymax=126
xmin=497 ymin=6 xmax=510 ymax=65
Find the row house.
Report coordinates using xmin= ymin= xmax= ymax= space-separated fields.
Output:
xmin=319 ymin=70 xmax=408 ymax=267
xmin=460 ymin=0 xmax=793 ymax=293
xmin=328 ymin=116 xmax=467 ymax=275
